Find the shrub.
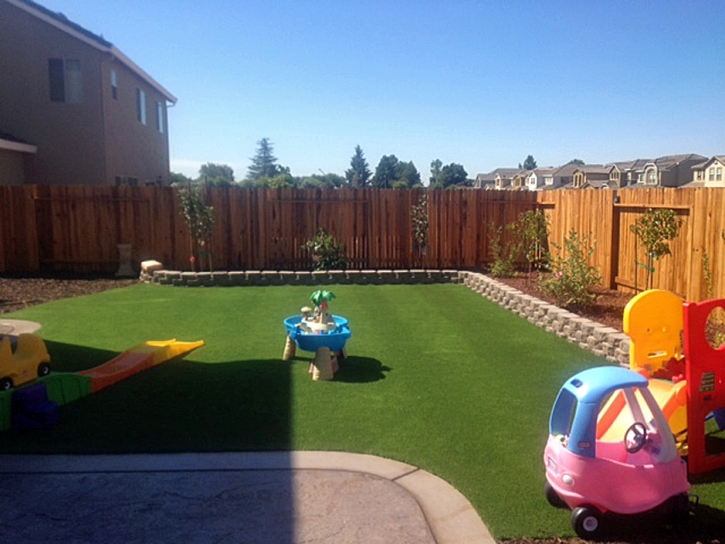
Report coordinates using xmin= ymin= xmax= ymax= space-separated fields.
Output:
xmin=539 ymin=230 xmax=601 ymax=308
xmin=513 ymin=209 xmax=550 ymax=275
xmin=302 ymin=228 xmax=348 ymax=271
xmin=630 ymin=208 xmax=683 ymax=291
xmin=488 ymin=221 xmax=519 ymax=278
xmin=411 ymin=192 xmax=429 ymax=267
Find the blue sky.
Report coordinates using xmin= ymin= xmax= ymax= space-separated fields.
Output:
xmin=39 ymin=0 xmax=725 ymax=182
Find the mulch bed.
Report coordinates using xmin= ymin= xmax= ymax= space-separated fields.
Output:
xmin=0 ymin=274 xmax=137 ymax=315
xmin=493 ymin=272 xmax=632 ymax=332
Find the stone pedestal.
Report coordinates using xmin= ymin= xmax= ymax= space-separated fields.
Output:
xmin=115 ymin=244 xmax=135 ymax=277
xmin=283 ymin=336 xmax=297 ymax=361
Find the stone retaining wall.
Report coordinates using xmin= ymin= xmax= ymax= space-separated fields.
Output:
xmin=141 ymin=268 xmax=630 ymax=366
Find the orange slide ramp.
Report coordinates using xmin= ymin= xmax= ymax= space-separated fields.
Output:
xmin=78 ymin=339 xmax=204 ymax=393
xmin=597 ymin=377 xmax=688 ymax=444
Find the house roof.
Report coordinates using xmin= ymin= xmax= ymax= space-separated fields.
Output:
xmin=574 ymin=164 xmax=610 ymax=174
xmin=531 ymin=167 xmax=557 ymax=176
xmin=692 ymin=156 xmax=725 ymax=170
xmin=648 ymin=153 xmax=707 ymax=170
xmin=552 ymin=163 xmax=580 ymax=177
xmin=0 ymin=131 xmax=37 ymax=153
xmin=609 ymin=159 xmax=651 ymax=172
xmin=9 ymin=0 xmax=177 ymax=103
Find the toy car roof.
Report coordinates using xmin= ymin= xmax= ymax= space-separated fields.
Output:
xmin=562 ymin=366 xmax=648 ymax=405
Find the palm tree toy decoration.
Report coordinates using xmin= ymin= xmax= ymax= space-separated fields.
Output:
xmin=310 ymin=290 xmax=335 ymax=325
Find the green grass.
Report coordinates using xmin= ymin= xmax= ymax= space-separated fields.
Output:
xmin=2 ymin=283 xmax=724 ymax=539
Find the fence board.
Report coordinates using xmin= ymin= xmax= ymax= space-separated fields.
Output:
xmin=1 ymin=186 xmax=724 ymax=303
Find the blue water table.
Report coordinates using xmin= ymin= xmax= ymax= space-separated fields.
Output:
xmin=282 ymin=290 xmax=351 ymax=380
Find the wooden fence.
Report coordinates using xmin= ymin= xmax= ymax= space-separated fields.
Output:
xmin=1 ymin=185 xmax=724 ymax=302
xmin=539 ymin=187 xmax=725 ymax=302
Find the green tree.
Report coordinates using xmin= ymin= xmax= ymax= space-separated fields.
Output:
xmin=566 ymin=158 xmax=585 ymax=166
xmin=411 ymin=192 xmax=429 ymax=267
xmin=345 ymin=145 xmax=372 ymax=188
xmin=199 ymin=163 xmax=235 ymax=184
xmin=246 ymin=138 xmax=282 ymax=182
xmin=170 ymin=172 xmax=193 ymax=186
xmin=429 ymin=159 xmax=443 ymax=187
xmin=523 ymin=155 xmax=537 ymax=170
xmin=299 ymin=173 xmax=346 ymax=189
xmin=431 ymin=163 xmax=468 ymax=189
xmin=513 ymin=209 xmax=549 ymax=278
xmin=630 ymin=208 xmax=683 ymax=291
xmin=396 ymin=161 xmax=421 ymax=188
xmin=372 ymin=155 xmax=399 ymax=188
xmin=178 ymin=185 xmax=215 ymax=272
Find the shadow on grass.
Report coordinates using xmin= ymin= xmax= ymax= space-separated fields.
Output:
xmin=335 ymin=356 xmax=390 ymax=383
xmin=1 ymin=341 xmax=300 ymax=542
xmin=590 ymin=501 xmax=725 ymax=543
xmin=289 ymin=354 xmax=390 ymax=383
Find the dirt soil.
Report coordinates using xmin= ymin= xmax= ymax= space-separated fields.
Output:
xmin=0 ymin=274 xmax=137 ymax=315
xmin=0 ymin=273 xmax=722 ymax=543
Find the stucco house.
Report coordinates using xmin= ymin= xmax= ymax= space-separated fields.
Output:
xmin=688 ymin=156 xmax=725 ymax=188
xmin=571 ymin=165 xmax=612 ymax=189
xmin=631 ymin=154 xmax=707 ymax=188
xmin=0 ymin=0 xmax=177 ymax=186
xmin=526 ymin=167 xmax=557 ymax=191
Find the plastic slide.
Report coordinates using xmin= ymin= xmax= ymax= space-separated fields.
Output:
xmin=596 ymin=377 xmax=688 ymax=444
xmin=78 ymin=339 xmax=204 ymax=393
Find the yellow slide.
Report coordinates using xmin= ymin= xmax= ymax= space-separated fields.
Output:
xmin=78 ymin=339 xmax=204 ymax=393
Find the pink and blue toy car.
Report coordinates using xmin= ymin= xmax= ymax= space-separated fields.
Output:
xmin=544 ymin=366 xmax=690 ymax=538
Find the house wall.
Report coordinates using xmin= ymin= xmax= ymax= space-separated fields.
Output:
xmin=0 ymin=1 xmax=171 ymax=186
xmin=101 ymin=57 xmax=171 ymax=185
xmin=0 ymin=2 xmax=106 ymax=184
xmin=706 ymin=159 xmax=725 ymax=188
xmin=0 ymin=149 xmax=26 ymax=185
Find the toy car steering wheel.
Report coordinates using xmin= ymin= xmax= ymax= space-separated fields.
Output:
xmin=624 ymin=422 xmax=648 ymax=453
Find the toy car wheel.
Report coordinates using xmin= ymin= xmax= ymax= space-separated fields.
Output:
xmin=669 ymin=493 xmax=690 ymax=526
xmin=0 ymin=377 xmax=13 ymax=391
xmin=571 ymin=506 xmax=602 ymax=539
xmin=544 ymin=481 xmax=567 ymax=509
xmin=37 ymin=363 xmax=51 ymax=377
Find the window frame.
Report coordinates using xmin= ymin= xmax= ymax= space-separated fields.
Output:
xmin=136 ymin=88 xmax=147 ymax=125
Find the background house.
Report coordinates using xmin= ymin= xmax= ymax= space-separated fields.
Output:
xmin=0 ymin=0 xmax=177 ymax=186
xmin=526 ymin=167 xmax=557 ymax=191
xmin=634 ymin=154 xmax=707 ymax=188
xmin=689 ymin=156 xmax=725 ymax=188
xmin=572 ymin=165 xmax=611 ymax=188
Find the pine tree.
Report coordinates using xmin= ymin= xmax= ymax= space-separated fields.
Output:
xmin=246 ymin=138 xmax=280 ymax=182
xmin=345 ymin=145 xmax=371 ymax=188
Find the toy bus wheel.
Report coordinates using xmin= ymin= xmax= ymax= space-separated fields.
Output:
xmin=544 ymin=481 xmax=567 ymax=508
xmin=37 ymin=363 xmax=51 ymax=377
xmin=0 ymin=378 xmax=13 ymax=391
xmin=571 ymin=506 xmax=602 ymax=538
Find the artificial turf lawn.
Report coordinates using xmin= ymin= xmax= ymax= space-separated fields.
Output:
xmin=2 ymin=283 xmax=725 ymax=539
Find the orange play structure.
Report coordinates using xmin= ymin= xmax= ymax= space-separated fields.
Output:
xmin=598 ymin=289 xmax=725 ymax=475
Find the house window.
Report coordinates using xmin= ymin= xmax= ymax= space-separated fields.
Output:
xmin=155 ymin=101 xmax=164 ymax=133
xmin=696 ymin=170 xmax=704 ymax=181
xmin=709 ymin=168 xmax=715 ymax=181
xmin=136 ymin=88 xmax=147 ymax=125
xmin=646 ymin=170 xmax=657 ymax=184
xmin=718 ymin=168 xmax=723 ymax=182
xmin=48 ymin=58 xmax=82 ymax=103
xmin=111 ymin=70 xmax=118 ymax=100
